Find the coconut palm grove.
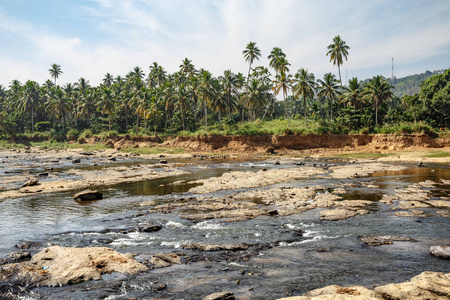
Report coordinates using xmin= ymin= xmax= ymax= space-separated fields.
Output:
xmin=0 ymin=36 xmax=449 ymax=141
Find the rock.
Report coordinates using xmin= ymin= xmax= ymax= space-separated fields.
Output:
xmin=21 ymin=177 xmax=39 ymax=188
xmin=374 ymin=271 xmax=450 ymax=300
xmin=14 ymin=241 xmax=42 ymax=250
xmin=72 ymin=158 xmax=81 ymax=164
xmin=73 ymin=189 xmax=103 ymax=201
xmin=108 ymin=157 xmax=117 ymax=161
xmin=430 ymin=245 xmax=450 ymax=259
xmin=181 ymin=243 xmax=250 ymax=251
xmin=426 ymin=200 xmax=450 ymax=208
xmin=398 ymin=201 xmax=430 ymax=209
xmin=159 ymin=160 xmax=168 ymax=164
xmin=37 ymin=172 xmax=48 ymax=177
xmin=394 ymin=210 xmax=426 ymax=218
xmin=277 ymin=271 xmax=450 ymax=300
xmin=0 ymin=246 xmax=148 ymax=286
xmin=203 ymin=291 xmax=235 ymax=300
xmin=139 ymin=224 xmax=162 ymax=232
xmin=0 ymin=251 xmax=31 ymax=266
xmin=319 ymin=208 xmax=368 ymax=221
xmin=361 ymin=236 xmax=416 ymax=246
xmin=437 ymin=210 xmax=450 ymax=218
xmin=266 ymin=146 xmax=275 ymax=154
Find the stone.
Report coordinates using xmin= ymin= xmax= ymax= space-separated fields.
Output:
xmin=181 ymin=243 xmax=250 ymax=251
xmin=139 ymin=224 xmax=162 ymax=232
xmin=0 ymin=246 xmax=148 ymax=286
xmin=361 ymin=236 xmax=417 ymax=246
xmin=430 ymin=245 xmax=450 ymax=259
xmin=398 ymin=201 xmax=430 ymax=209
xmin=72 ymin=158 xmax=81 ymax=164
xmin=0 ymin=250 xmax=31 ymax=266
xmin=319 ymin=208 xmax=368 ymax=221
xmin=437 ymin=210 xmax=450 ymax=218
xmin=394 ymin=210 xmax=426 ymax=218
xmin=159 ymin=160 xmax=168 ymax=164
xmin=73 ymin=189 xmax=103 ymax=201
xmin=21 ymin=177 xmax=39 ymax=188
xmin=203 ymin=291 xmax=235 ymax=300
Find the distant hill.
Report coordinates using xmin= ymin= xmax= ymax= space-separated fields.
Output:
xmin=389 ymin=69 xmax=448 ymax=97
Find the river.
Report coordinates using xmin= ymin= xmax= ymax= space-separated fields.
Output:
xmin=0 ymin=156 xmax=449 ymax=299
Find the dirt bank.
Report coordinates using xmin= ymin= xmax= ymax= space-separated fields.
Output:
xmin=161 ymin=134 xmax=450 ymax=153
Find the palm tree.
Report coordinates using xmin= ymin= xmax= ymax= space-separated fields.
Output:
xmin=293 ymin=68 xmax=316 ymax=126
xmin=272 ymin=71 xmax=293 ymax=127
xmin=46 ymin=87 xmax=70 ymax=130
xmin=241 ymin=79 xmax=269 ymax=121
xmin=198 ymin=69 xmax=216 ymax=130
xmin=242 ymin=41 xmax=261 ymax=81
xmin=364 ymin=75 xmax=394 ymax=125
xmin=268 ymin=47 xmax=286 ymax=75
xmin=342 ymin=77 xmax=364 ymax=110
xmin=173 ymin=84 xmax=193 ymax=131
xmin=103 ymin=73 xmax=114 ymax=87
xmin=49 ymin=64 xmax=63 ymax=86
xmin=326 ymin=35 xmax=350 ymax=86
xmin=18 ymin=81 xmax=40 ymax=132
xmin=179 ymin=58 xmax=197 ymax=80
xmin=98 ymin=87 xmax=115 ymax=130
xmin=317 ymin=73 xmax=341 ymax=122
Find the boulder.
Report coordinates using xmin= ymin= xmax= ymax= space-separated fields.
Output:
xmin=0 ymin=246 xmax=148 ymax=286
xmin=203 ymin=291 xmax=235 ymax=300
xmin=72 ymin=158 xmax=81 ymax=164
xmin=430 ymin=245 xmax=450 ymax=259
xmin=73 ymin=189 xmax=103 ymax=201
xmin=319 ymin=208 xmax=368 ymax=221
xmin=138 ymin=224 xmax=162 ymax=232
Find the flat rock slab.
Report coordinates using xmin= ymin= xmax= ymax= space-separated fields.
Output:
xmin=181 ymin=243 xmax=250 ymax=251
xmin=0 ymin=246 xmax=148 ymax=286
xmin=203 ymin=291 xmax=235 ymax=300
xmin=278 ymin=271 xmax=450 ymax=300
xmin=430 ymin=245 xmax=450 ymax=259
xmin=73 ymin=189 xmax=103 ymax=201
xmin=361 ymin=236 xmax=417 ymax=246
xmin=319 ymin=208 xmax=368 ymax=221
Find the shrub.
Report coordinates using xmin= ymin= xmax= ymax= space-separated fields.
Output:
xmin=34 ymin=121 xmax=52 ymax=132
xmin=66 ymin=129 xmax=80 ymax=141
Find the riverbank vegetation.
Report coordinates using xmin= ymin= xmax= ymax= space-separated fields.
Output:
xmin=0 ymin=37 xmax=449 ymax=142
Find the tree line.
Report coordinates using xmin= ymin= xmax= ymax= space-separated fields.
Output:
xmin=0 ymin=36 xmax=448 ymax=137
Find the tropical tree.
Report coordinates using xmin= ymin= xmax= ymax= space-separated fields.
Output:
xmin=173 ymin=84 xmax=192 ymax=131
xmin=103 ymin=73 xmax=114 ymax=87
xmin=18 ymin=81 xmax=40 ymax=132
xmin=242 ymin=41 xmax=261 ymax=81
xmin=49 ymin=64 xmax=63 ymax=86
xmin=179 ymin=58 xmax=197 ymax=80
xmin=98 ymin=87 xmax=115 ymax=130
xmin=364 ymin=75 xmax=394 ymax=125
xmin=198 ymin=69 xmax=216 ymax=130
xmin=293 ymin=68 xmax=316 ymax=126
xmin=342 ymin=77 xmax=364 ymax=110
xmin=268 ymin=47 xmax=286 ymax=75
xmin=272 ymin=71 xmax=293 ymax=127
xmin=46 ymin=87 xmax=70 ymax=129
xmin=241 ymin=79 xmax=268 ymax=121
xmin=326 ymin=35 xmax=350 ymax=86
xmin=317 ymin=73 xmax=341 ymax=122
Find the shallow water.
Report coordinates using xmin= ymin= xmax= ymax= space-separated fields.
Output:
xmin=0 ymin=157 xmax=449 ymax=299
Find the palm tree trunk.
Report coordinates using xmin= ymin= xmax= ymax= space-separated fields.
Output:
xmin=283 ymin=91 xmax=290 ymax=128
xmin=338 ymin=64 xmax=342 ymax=87
xmin=181 ymin=107 xmax=185 ymax=131
xmin=204 ymin=101 xmax=208 ymax=130
xmin=304 ymin=96 xmax=307 ymax=127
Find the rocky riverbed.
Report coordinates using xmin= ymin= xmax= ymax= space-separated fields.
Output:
xmin=0 ymin=148 xmax=449 ymax=299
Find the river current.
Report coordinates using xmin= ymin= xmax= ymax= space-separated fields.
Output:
xmin=0 ymin=156 xmax=449 ymax=299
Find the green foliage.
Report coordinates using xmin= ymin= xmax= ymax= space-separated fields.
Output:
xmin=98 ymin=130 xmax=119 ymax=140
xmin=425 ymin=151 xmax=450 ymax=158
xmin=66 ymin=129 xmax=80 ymax=141
xmin=121 ymin=146 xmax=186 ymax=155
xmin=389 ymin=70 xmax=446 ymax=97
xmin=34 ymin=121 xmax=52 ymax=132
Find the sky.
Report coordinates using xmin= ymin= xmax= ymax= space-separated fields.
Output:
xmin=1 ymin=0 xmax=450 ymax=87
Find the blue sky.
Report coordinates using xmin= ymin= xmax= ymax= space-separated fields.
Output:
xmin=1 ymin=0 xmax=450 ymax=86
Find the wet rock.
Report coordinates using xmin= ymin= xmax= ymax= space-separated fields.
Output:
xmin=334 ymin=200 xmax=373 ymax=207
xmin=181 ymin=243 xmax=250 ymax=251
xmin=108 ymin=157 xmax=116 ymax=161
xmin=146 ymin=253 xmax=183 ymax=268
xmin=37 ymin=172 xmax=48 ymax=177
xmin=314 ymin=193 xmax=342 ymax=208
xmin=21 ymin=177 xmax=39 ymax=188
xmin=280 ymin=285 xmax=377 ymax=299
xmin=14 ymin=241 xmax=42 ymax=250
xmin=0 ymin=251 xmax=31 ymax=266
xmin=203 ymin=291 xmax=235 ymax=300
xmin=159 ymin=160 xmax=168 ymax=164
xmin=138 ymin=224 xmax=162 ymax=232
xmin=266 ymin=146 xmax=275 ymax=154
xmin=426 ymin=200 xmax=450 ymax=208
xmin=0 ymin=246 xmax=148 ymax=286
xmin=73 ymin=189 xmax=103 ymax=201
xmin=319 ymin=208 xmax=368 ymax=221
xmin=430 ymin=245 xmax=450 ymax=259
xmin=96 ymin=238 xmax=114 ymax=244
xmin=72 ymin=158 xmax=81 ymax=164
xmin=361 ymin=235 xmax=417 ymax=246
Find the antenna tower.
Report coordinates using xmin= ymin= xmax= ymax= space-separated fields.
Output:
xmin=391 ymin=57 xmax=394 ymax=80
